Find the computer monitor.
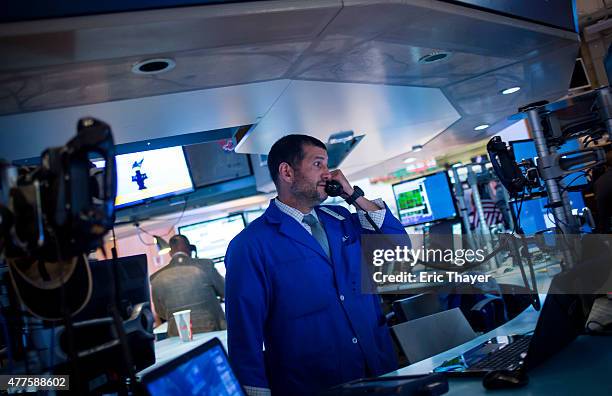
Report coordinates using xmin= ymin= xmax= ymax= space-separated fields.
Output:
xmin=141 ymin=337 xmax=245 ymax=396
xmin=392 ymin=171 xmax=458 ymax=227
xmin=511 ymin=191 xmax=591 ymax=235
xmin=54 ymin=254 xmax=155 ymax=392
xmin=94 ymin=146 xmax=194 ymax=208
xmin=178 ymin=214 xmax=246 ymax=262
xmin=510 ymin=138 xmax=588 ymax=191
xmin=426 ymin=219 xmax=463 ymax=253
xmin=74 ymin=254 xmax=150 ymax=321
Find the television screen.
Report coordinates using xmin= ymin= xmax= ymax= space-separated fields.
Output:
xmin=178 ymin=214 xmax=246 ymax=262
xmin=511 ymin=191 xmax=590 ymax=234
xmin=184 ymin=141 xmax=252 ymax=188
xmin=392 ymin=171 xmax=457 ymax=227
xmin=510 ymin=138 xmax=588 ymax=191
xmin=96 ymin=146 xmax=194 ymax=208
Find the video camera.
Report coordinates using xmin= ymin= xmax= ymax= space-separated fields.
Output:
xmin=1 ymin=117 xmax=116 ymax=264
xmin=0 ymin=119 xmax=155 ymax=395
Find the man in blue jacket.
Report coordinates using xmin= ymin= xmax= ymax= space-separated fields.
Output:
xmin=225 ymin=135 xmax=407 ymax=396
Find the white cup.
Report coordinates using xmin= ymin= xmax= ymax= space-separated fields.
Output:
xmin=173 ymin=309 xmax=193 ymax=342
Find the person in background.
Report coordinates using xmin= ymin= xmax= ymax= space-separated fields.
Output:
xmin=225 ymin=134 xmax=408 ymax=396
xmin=150 ymin=234 xmax=226 ymax=337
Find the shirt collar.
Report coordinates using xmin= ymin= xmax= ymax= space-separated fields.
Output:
xmin=274 ymin=198 xmax=318 ymax=224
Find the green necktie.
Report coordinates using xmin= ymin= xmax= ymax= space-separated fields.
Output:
xmin=302 ymin=214 xmax=330 ymax=258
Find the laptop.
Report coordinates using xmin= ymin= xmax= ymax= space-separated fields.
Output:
xmin=140 ymin=338 xmax=246 ymax=396
xmin=433 ymin=271 xmax=593 ymax=375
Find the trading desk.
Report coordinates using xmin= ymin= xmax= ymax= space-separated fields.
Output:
xmin=138 ymin=293 xmax=612 ymax=394
xmin=138 ymin=330 xmax=228 ymax=377
xmin=387 ymin=296 xmax=612 ymax=395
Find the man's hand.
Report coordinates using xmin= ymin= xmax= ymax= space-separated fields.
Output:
xmin=329 ymin=169 xmax=382 ymax=212
xmin=329 ymin=169 xmax=354 ymax=198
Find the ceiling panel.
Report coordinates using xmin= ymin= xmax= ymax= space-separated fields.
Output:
xmin=0 ymin=0 xmax=581 ymax=182
xmin=0 ymin=80 xmax=290 ymax=161
xmin=236 ymin=80 xmax=461 ymax=174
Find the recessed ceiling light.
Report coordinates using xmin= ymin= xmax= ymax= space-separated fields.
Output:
xmin=403 ymin=157 xmax=417 ymax=164
xmin=474 ymin=124 xmax=489 ymax=131
xmin=501 ymin=86 xmax=521 ymax=95
xmin=132 ymin=58 xmax=176 ymax=75
xmin=411 ymin=144 xmax=423 ymax=152
xmin=418 ymin=51 xmax=452 ymax=64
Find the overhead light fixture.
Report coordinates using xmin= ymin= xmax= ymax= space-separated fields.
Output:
xmin=154 ymin=235 xmax=171 ymax=255
xmin=132 ymin=58 xmax=176 ymax=75
xmin=418 ymin=51 xmax=452 ymax=64
xmin=411 ymin=144 xmax=423 ymax=152
xmin=403 ymin=157 xmax=417 ymax=164
xmin=474 ymin=124 xmax=489 ymax=131
xmin=501 ymin=86 xmax=521 ymax=95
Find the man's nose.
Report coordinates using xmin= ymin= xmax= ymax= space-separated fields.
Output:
xmin=321 ymin=168 xmax=331 ymax=180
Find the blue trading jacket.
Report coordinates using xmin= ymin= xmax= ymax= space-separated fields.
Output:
xmin=225 ymin=200 xmax=407 ymax=395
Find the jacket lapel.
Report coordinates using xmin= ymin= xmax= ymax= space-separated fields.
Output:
xmin=264 ymin=200 xmax=330 ymax=263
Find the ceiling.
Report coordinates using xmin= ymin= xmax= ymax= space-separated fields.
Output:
xmin=0 ymin=0 xmax=580 ymax=180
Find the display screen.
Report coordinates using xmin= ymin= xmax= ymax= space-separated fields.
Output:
xmin=178 ymin=214 xmax=246 ymax=261
xmin=513 ymin=191 xmax=590 ymax=234
xmin=510 ymin=138 xmax=588 ymax=191
xmin=392 ymin=172 xmax=457 ymax=227
xmin=145 ymin=344 xmax=244 ymax=396
xmin=95 ymin=146 xmax=193 ymax=208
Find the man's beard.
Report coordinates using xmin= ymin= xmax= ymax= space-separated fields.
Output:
xmin=290 ymin=173 xmax=326 ymax=206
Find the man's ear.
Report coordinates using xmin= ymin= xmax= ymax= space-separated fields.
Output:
xmin=278 ymin=162 xmax=294 ymax=183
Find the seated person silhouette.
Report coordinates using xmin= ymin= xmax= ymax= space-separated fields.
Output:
xmin=150 ymin=234 xmax=226 ymax=337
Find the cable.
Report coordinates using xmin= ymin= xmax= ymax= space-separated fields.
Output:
xmin=162 ymin=197 xmax=189 ymax=236
xmin=352 ymin=200 xmax=383 ymax=234
xmin=546 ymin=206 xmax=569 ymax=230
xmin=559 ymin=171 xmax=588 ymax=194
xmin=134 ymin=197 xmax=190 ymax=245
xmin=136 ymin=226 xmax=155 ymax=246
xmin=512 ymin=190 xmax=525 ymax=234
xmin=109 ymin=226 xmax=137 ymax=393
xmin=51 ymin=230 xmax=82 ymax=394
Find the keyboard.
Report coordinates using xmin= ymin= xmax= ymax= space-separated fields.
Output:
xmin=471 ymin=335 xmax=532 ymax=371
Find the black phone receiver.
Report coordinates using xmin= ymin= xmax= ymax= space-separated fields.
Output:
xmin=325 ymin=180 xmax=344 ymax=197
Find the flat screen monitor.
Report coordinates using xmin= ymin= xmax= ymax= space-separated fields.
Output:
xmin=392 ymin=171 xmax=457 ymax=227
xmin=74 ymin=254 xmax=150 ymax=321
xmin=510 ymin=138 xmax=588 ymax=191
xmin=511 ymin=191 xmax=591 ymax=234
xmin=142 ymin=338 xmax=245 ymax=396
xmin=178 ymin=214 xmax=246 ymax=262
xmin=95 ymin=146 xmax=194 ymax=208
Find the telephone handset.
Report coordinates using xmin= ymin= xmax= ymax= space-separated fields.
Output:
xmin=324 ymin=180 xmax=344 ymax=197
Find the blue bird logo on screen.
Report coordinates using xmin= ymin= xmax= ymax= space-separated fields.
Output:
xmin=131 ymin=158 xmax=148 ymax=190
